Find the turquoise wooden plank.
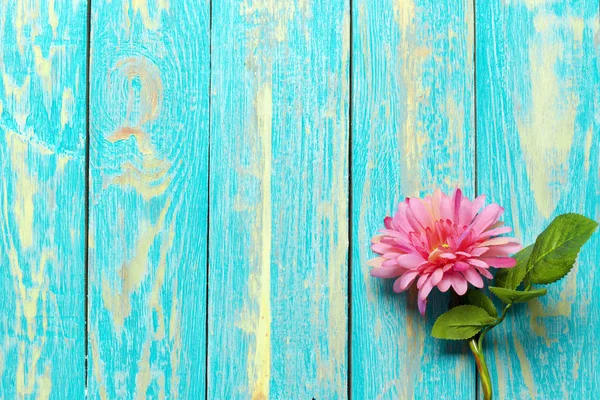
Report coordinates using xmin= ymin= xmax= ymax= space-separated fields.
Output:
xmin=87 ymin=1 xmax=210 ymax=398
xmin=208 ymin=1 xmax=349 ymax=398
xmin=351 ymin=0 xmax=476 ymax=398
xmin=0 ymin=0 xmax=87 ymax=398
xmin=477 ymin=1 xmax=599 ymax=398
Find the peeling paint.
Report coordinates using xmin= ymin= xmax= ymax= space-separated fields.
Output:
xmin=517 ymin=13 xmax=578 ymax=218
xmin=512 ymin=331 xmax=536 ymax=398
xmin=247 ymin=82 xmax=273 ymax=400
xmin=7 ymin=132 xmax=38 ymax=250
xmin=60 ymin=88 xmax=75 ymax=130
xmin=101 ymin=199 xmax=171 ymax=333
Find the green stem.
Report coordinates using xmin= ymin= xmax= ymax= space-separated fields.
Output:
xmin=469 ymin=338 xmax=493 ymax=400
xmin=469 ymin=283 xmax=533 ymax=399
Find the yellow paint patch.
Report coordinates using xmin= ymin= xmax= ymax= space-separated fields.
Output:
xmin=240 ymin=0 xmax=296 ymax=45
xmin=169 ymin=279 xmax=182 ymax=399
xmin=528 ymin=264 xmax=578 ymax=346
xmin=48 ymin=0 xmax=59 ymax=37
xmin=131 ymin=0 xmax=169 ymax=31
xmin=90 ymin=332 xmax=109 ymax=400
xmin=7 ymin=132 xmax=38 ymax=249
xmin=2 ymin=73 xmax=31 ymax=131
xmin=393 ymin=0 xmax=433 ymax=194
xmin=134 ymin=340 xmax=152 ymax=400
xmin=60 ymin=88 xmax=74 ymax=130
xmin=583 ymin=127 xmax=593 ymax=172
xmin=106 ymin=158 xmax=172 ymax=200
xmin=33 ymin=45 xmax=55 ymax=96
xmin=149 ymin=222 xmax=176 ymax=340
xmin=36 ymin=365 xmax=52 ymax=400
xmin=14 ymin=0 xmax=39 ymax=54
xmin=512 ymin=331 xmax=536 ymax=398
xmin=570 ymin=17 xmax=584 ymax=43
xmin=101 ymin=199 xmax=171 ymax=333
xmin=493 ymin=340 xmax=507 ymax=400
xmin=516 ymin=15 xmax=578 ymax=218
xmin=244 ymin=82 xmax=273 ymax=400
xmin=56 ymin=154 xmax=70 ymax=174
xmin=521 ymin=0 xmax=552 ymax=10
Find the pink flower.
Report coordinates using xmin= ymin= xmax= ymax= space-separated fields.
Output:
xmin=368 ymin=188 xmax=521 ymax=315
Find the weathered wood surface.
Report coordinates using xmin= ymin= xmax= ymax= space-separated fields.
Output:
xmin=208 ymin=0 xmax=349 ymax=398
xmin=88 ymin=1 xmax=210 ymax=398
xmin=0 ymin=0 xmax=599 ymax=398
xmin=351 ymin=0 xmax=476 ymax=398
xmin=0 ymin=0 xmax=88 ymax=398
xmin=476 ymin=0 xmax=600 ymax=398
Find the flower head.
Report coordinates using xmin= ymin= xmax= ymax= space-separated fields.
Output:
xmin=369 ymin=188 xmax=521 ymax=315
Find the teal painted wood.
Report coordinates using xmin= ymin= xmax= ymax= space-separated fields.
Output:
xmin=208 ymin=0 xmax=349 ymax=398
xmin=351 ymin=0 xmax=476 ymax=398
xmin=87 ymin=1 xmax=210 ymax=398
xmin=476 ymin=1 xmax=599 ymax=398
xmin=0 ymin=0 xmax=87 ymax=398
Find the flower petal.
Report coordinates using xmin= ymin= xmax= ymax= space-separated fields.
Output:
xmin=461 ymin=267 xmax=484 ymax=288
xmin=447 ymin=272 xmax=468 ymax=295
xmin=475 ymin=267 xmax=494 ymax=279
xmin=483 ymin=243 xmax=522 ymax=257
xmin=471 ymin=247 xmax=489 ymax=257
xmin=477 ymin=226 xmax=512 ymax=240
xmin=480 ymin=237 xmax=519 ymax=247
xmin=366 ymin=257 xmax=385 ymax=267
xmin=396 ymin=253 xmax=426 ymax=269
xmin=439 ymin=194 xmax=453 ymax=221
xmin=471 ymin=194 xmax=486 ymax=217
xmin=393 ymin=271 xmax=419 ymax=292
xmin=417 ymin=273 xmax=430 ymax=289
xmin=454 ymin=261 xmax=470 ymax=272
xmin=466 ymin=258 xmax=489 ymax=269
xmin=431 ymin=189 xmax=443 ymax=221
xmin=440 ymin=252 xmax=457 ymax=260
xmin=430 ymin=268 xmax=444 ymax=286
xmin=409 ymin=197 xmax=433 ymax=228
xmin=419 ymin=278 xmax=434 ymax=300
xmin=452 ymin=188 xmax=463 ymax=224
xmin=471 ymin=204 xmax=503 ymax=234
xmin=370 ymin=266 xmax=404 ymax=278
xmin=481 ymin=257 xmax=517 ymax=268
xmin=418 ymin=297 xmax=427 ymax=315
xmin=438 ymin=277 xmax=452 ymax=292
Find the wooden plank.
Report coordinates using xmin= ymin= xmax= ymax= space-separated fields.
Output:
xmin=87 ymin=1 xmax=210 ymax=398
xmin=208 ymin=1 xmax=349 ymax=398
xmin=351 ymin=0 xmax=476 ymax=398
xmin=476 ymin=1 xmax=599 ymax=398
xmin=0 ymin=0 xmax=87 ymax=398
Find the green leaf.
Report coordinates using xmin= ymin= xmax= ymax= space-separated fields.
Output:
xmin=526 ymin=213 xmax=598 ymax=284
xmin=495 ymin=245 xmax=533 ymax=290
xmin=431 ymin=305 xmax=497 ymax=340
xmin=489 ymin=286 xmax=547 ymax=304
xmin=464 ymin=290 xmax=498 ymax=317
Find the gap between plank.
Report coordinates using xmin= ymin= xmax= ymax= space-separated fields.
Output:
xmin=347 ymin=0 xmax=354 ymax=398
xmin=84 ymin=0 xmax=93 ymax=393
xmin=204 ymin=0 xmax=214 ymax=398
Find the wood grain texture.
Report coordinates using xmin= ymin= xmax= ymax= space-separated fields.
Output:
xmin=88 ymin=1 xmax=210 ymax=398
xmin=351 ymin=0 xmax=476 ymax=398
xmin=208 ymin=0 xmax=349 ymax=398
xmin=476 ymin=0 xmax=600 ymax=398
xmin=0 ymin=0 xmax=87 ymax=398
